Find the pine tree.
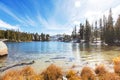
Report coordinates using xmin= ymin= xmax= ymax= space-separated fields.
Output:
xmin=115 ymin=15 xmax=120 ymax=43
xmin=103 ymin=15 xmax=107 ymax=43
xmin=41 ymin=33 xmax=45 ymax=41
xmin=105 ymin=9 xmax=115 ymax=45
xmin=79 ymin=23 xmax=84 ymax=40
xmin=99 ymin=18 xmax=103 ymax=42
xmin=91 ymin=24 xmax=94 ymax=42
xmin=84 ymin=20 xmax=91 ymax=43
xmin=94 ymin=21 xmax=98 ymax=42
xmin=72 ymin=26 xmax=77 ymax=39
xmin=46 ymin=34 xmax=50 ymax=41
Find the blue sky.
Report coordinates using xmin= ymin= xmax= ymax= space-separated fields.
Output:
xmin=0 ymin=0 xmax=120 ymax=35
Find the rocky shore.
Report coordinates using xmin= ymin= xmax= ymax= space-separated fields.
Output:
xmin=0 ymin=41 xmax=8 ymax=57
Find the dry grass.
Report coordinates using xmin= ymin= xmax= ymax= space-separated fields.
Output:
xmin=68 ymin=76 xmax=82 ymax=80
xmin=2 ymin=61 xmax=120 ymax=80
xmin=19 ymin=66 xmax=42 ymax=80
xmin=2 ymin=66 xmax=43 ymax=80
xmin=2 ymin=70 xmax=23 ymax=80
xmin=41 ymin=64 xmax=62 ymax=80
xmin=113 ymin=56 xmax=120 ymax=75
xmin=114 ymin=65 xmax=120 ymax=74
xmin=66 ymin=70 xmax=81 ymax=80
xmin=95 ymin=64 xmax=108 ymax=76
xmin=20 ymin=66 xmax=35 ymax=76
xmin=2 ymin=64 xmax=62 ymax=80
xmin=113 ymin=56 xmax=120 ymax=65
xmin=98 ymin=72 xmax=120 ymax=80
xmin=66 ymin=70 xmax=76 ymax=78
xmin=81 ymin=66 xmax=95 ymax=80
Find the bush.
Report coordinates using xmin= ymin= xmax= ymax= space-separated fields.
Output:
xmin=114 ymin=64 xmax=120 ymax=75
xmin=41 ymin=64 xmax=62 ymax=80
xmin=81 ymin=66 xmax=95 ymax=80
xmin=66 ymin=70 xmax=76 ymax=78
xmin=113 ymin=56 xmax=120 ymax=75
xmin=113 ymin=56 xmax=120 ymax=65
xmin=66 ymin=70 xmax=81 ymax=80
xmin=95 ymin=64 xmax=108 ymax=76
xmin=2 ymin=63 xmax=120 ymax=80
xmin=99 ymin=72 xmax=120 ymax=80
xmin=68 ymin=76 xmax=82 ymax=80
xmin=20 ymin=66 xmax=35 ymax=76
xmin=2 ymin=66 xmax=44 ymax=80
xmin=2 ymin=70 xmax=23 ymax=80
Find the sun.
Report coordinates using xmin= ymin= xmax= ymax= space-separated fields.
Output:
xmin=75 ymin=0 xmax=81 ymax=8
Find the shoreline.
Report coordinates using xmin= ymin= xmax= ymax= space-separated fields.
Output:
xmin=0 ymin=57 xmax=114 ymax=74
xmin=0 ymin=60 xmax=118 ymax=80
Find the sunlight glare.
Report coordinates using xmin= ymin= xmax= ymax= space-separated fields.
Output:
xmin=75 ymin=0 xmax=81 ymax=8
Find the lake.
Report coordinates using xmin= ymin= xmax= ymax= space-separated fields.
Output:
xmin=0 ymin=41 xmax=120 ymax=71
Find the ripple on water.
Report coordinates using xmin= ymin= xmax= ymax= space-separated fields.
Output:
xmin=0 ymin=42 xmax=119 ymax=72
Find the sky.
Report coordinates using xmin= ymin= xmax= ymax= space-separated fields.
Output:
xmin=0 ymin=0 xmax=120 ymax=35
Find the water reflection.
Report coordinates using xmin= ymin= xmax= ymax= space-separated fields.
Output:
xmin=0 ymin=42 xmax=120 ymax=68
xmin=71 ymin=43 xmax=120 ymax=67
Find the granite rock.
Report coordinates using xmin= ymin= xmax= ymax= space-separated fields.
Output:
xmin=0 ymin=41 xmax=8 ymax=56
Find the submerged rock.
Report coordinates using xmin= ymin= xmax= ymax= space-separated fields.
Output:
xmin=50 ymin=57 xmax=66 ymax=59
xmin=0 ymin=41 xmax=8 ymax=57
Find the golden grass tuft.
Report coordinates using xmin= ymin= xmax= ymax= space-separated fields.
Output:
xmin=113 ymin=56 xmax=120 ymax=75
xmin=98 ymin=72 xmax=120 ymax=80
xmin=66 ymin=70 xmax=81 ymax=80
xmin=2 ymin=66 xmax=44 ymax=80
xmin=68 ymin=76 xmax=82 ymax=80
xmin=2 ymin=61 xmax=120 ymax=80
xmin=113 ymin=56 xmax=120 ymax=65
xmin=81 ymin=66 xmax=95 ymax=80
xmin=19 ymin=66 xmax=38 ymax=80
xmin=66 ymin=70 xmax=76 ymax=78
xmin=114 ymin=64 xmax=120 ymax=74
xmin=95 ymin=64 xmax=108 ymax=76
xmin=2 ymin=70 xmax=23 ymax=80
xmin=20 ymin=66 xmax=35 ymax=76
xmin=0 ymin=75 xmax=1 ymax=80
xmin=41 ymin=64 xmax=62 ymax=80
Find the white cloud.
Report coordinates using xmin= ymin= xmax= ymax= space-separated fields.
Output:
xmin=35 ymin=0 xmax=83 ymax=35
xmin=82 ymin=0 xmax=120 ymax=24
xmin=86 ymin=0 xmax=119 ymax=11
xmin=73 ymin=20 xmax=80 ymax=26
xmin=0 ymin=19 xmax=19 ymax=30
xmin=22 ymin=16 xmax=36 ymax=27
xmin=0 ymin=2 xmax=37 ymax=27
xmin=84 ymin=11 xmax=102 ymax=24
xmin=112 ymin=5 xmax=120 ymax=22
xmin=35 ymin=0 xmax=120 ymax=34
xmin=75 ymin=0 xmax=81 ymax=8
xmin=37 ymin=14 xmax=70 ymax=30
xmin=0 ymin=3 xmax=23 ymax=23
xmin=1 ymin=0 xmax=120 ymax=35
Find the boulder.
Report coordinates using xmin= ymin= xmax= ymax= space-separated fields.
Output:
xmin=0 ymin=41 xmax=8 ymax=56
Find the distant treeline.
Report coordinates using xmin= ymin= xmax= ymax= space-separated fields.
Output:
xmin=0 ymin=30 xmax=50 ymax=42
xmin=72 ymin=9 xmax=120 ymax=45
xmin=33 ymin=33 xmax=50 ymax=41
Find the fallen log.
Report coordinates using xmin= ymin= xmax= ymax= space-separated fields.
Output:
xmin=0 ymin=60 xmax=35 ymax=72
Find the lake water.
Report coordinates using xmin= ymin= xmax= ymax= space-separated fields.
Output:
xmin=0 ymin=41 xmax=120 ymax=71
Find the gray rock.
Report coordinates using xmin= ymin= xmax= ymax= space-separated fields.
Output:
xmin=0 ymin=41 xmax=8 ymax=56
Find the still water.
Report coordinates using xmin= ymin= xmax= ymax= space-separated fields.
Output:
xmin=0 ymin=41 xmax=120 ymax=69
